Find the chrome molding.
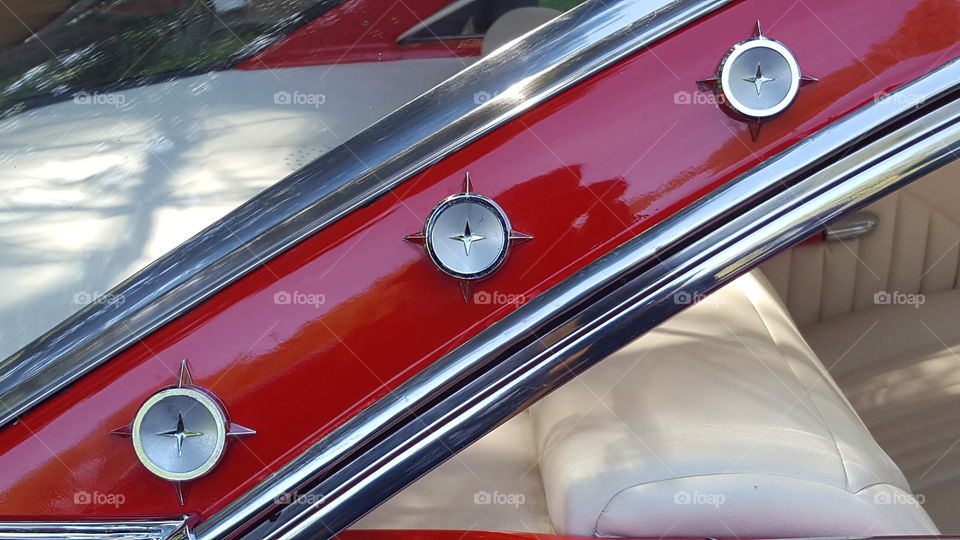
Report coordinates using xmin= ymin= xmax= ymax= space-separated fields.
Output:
xmin=263 ymin=98 xmax=960 ymax=540
xmin=187 ymin=59 xmax=960 ymax=539
xmin=0 ymin=0 xmax=735 ymax=428
xmin=0 ymin=519 xmax=187 ymax=539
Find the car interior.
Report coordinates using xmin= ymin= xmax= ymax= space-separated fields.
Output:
xmin=2 ymin=2 xmax=955 ymax=536
xmin=352 ymin=159 xmax=960 ymax=536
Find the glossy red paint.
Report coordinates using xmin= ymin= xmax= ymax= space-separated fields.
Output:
xmin=1 ymin=0 xmax=958 ymax=523
xmin=237 ymin=0 xmax=480 ymax=69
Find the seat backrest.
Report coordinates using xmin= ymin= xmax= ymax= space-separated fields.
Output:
xmin=356 ymin=271 xmax=936 ymax=537
xmin=529 ymin=271 xmax=937 ymax=537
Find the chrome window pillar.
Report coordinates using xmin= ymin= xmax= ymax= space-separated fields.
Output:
xmin=1 ymin=0 xmax=956 ymax=535
xmin=191 ymin=58 xmax=960 ymax=539
xmin=0 ymin=0 xmax=734 ymax=430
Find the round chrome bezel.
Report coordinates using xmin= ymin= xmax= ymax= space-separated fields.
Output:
xmin=131 ymin=386 xmax=228 ymax=481
xmin=423 ymin=193 xmax=511 ymax=281
xmin=719 ymin=37 xmax=801 ymax=119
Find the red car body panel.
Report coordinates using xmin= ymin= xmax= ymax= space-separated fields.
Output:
xmin=1 ymin=0 xmax=957 ymax=522
xmin=237 ymin=0 xmax=481 ymax=69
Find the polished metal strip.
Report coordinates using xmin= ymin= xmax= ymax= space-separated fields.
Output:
xmin=0 ymin=0 xmax=735 ymax=428
xmin=160 ymin=1 xmax=773 ymax=538
xmin=188 ymin=57 xmax=960 ymax=539
xmin=247 ymin=72 xmax=960 ymax=540
xmin=0 ymin=519 xmax=186 ymax=539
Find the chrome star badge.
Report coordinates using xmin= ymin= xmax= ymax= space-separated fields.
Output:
xmin=697 ymin=21 xmax=817 ymax=140
xmin=111 ymin=360 xmax=254 ymax=504
xmin=404 ymin=172 xmax=531 ymax=302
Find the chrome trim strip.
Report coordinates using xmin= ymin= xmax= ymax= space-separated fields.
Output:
xmin=193 ymin=59 xmax=960 ymax=539
xmin=0 ymin=519 xmax=186 ymax=539
xmin=0 ymin=0 xmax=735 ymax=428
xmin=253 ymin=72 xmax=960 ymax=540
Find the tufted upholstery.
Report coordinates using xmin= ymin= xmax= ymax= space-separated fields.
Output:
xmin=356 ymin=271 xmax=936 ymax=536
xmin=801 ymin=287 xmax=960 ymax=532
xmin=758 ymin=160 xmax=960 ymax=532
xmin=761 ymin=160 xmax=960 ymax=326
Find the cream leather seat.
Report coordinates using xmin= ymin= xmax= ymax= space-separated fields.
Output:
xmin=802 ymin=289 xmax=960 ymax=532
xmin=356 ymin=271 xmax=937 ymax=536
xmin=353 ymin=409 xmax=556 ymax=533
xmin=759 ymin=161 xmax=960 ymax=531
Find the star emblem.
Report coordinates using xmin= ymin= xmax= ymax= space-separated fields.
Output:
xmin=743 ymin=63 xmax=775 ymax=95
xmin=697 ymin=21 xmax=817 ymax=141
xmin=159 ymin=412 xmax=203 ymax=457
xmin=449 ymin=220 xmax=485 ymax=256
xmin=404 ymin=172 xmax=532 ymax=302
xmin=111 ymin=359 xmax=255 ymax=505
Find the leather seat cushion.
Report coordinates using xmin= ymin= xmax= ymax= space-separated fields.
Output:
xmin=357 ymin=272 xmax=936 ymax=537
xmin=528 ymin=271 xmax=936 ymax=537
xmin=802 ymin=287 xmax=960 ymax=532
xmin=352 ymin=410 xmax=555 ymax=533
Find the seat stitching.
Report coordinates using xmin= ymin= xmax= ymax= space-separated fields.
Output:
xmin=592 ymin=471 xmax=846 ymax=536
xmin=739 ymin=292 xmax=851 ymax=492
xmin=592 ymin=473 xmax=911 ymax=536
xmin=818 ymin=241 xmax=827 ymax=322
xmin=886 ymin=193 xmax=900 ymax=295
xmin=920 ymin=205 xmax=933 ymax=293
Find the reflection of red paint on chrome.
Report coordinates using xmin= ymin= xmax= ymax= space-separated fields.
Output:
xmin=0 ymin=0 xmax=956 ymax=521
xmin=237 ymin=0 xmax=480 ymax=69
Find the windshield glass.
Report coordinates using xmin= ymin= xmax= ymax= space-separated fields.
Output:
xmin=0 ymin=0 xmax=586 ymax=360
